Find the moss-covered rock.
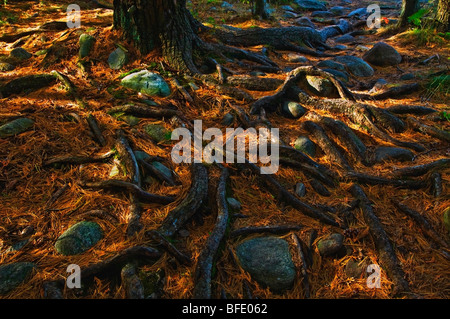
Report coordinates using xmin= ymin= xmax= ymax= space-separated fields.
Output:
xmin=0 ymin=262 xmax=35 ymax=295
xmin=55 ymin=221 xmax=103 ymax=256
xmin=0 ymin=118 xmax=34 ymax=138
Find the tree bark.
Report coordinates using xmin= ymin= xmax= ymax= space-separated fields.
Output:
xmin=397 ymin=0 xmax=420 ymax=28
xmin=435 ymin=0 xmax=450 ymax=31
xmin=113 ymin=0 xmax=201 ymax=72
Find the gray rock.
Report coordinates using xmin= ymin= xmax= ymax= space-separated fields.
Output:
xmin=333 ymin=44 xmax=348 ymax=50
xmin=281 ymin=5 xmax=295 ymax=12
xmin=334 ymin=55 xmax=374 ymax=77
xmin=121 ymin=70 xmax=171 ymax=97
xmin=226 ymin=197 xmax=242 ymax=211
xmin=317 ymin=233 xmax=344 ymax=257
xmin=295 ymin=0 xmax=327 ymax=11
xmin=0 ymin=262 xmax=35 ymax=295
xmin=5 ymin=239 xmax=30 ymax=253
xmin=295 ymin=183 xmax=306 ymax=197
xmin=373 ymin=147 xmax=414 ymax=163
xmin=294 ymin=16 xmax=316 ymax=28
xmin=221 ymin=1 xmax=233 ymax=9
xmin=108 ymin=47 xmax=128 ymax=70
xmin=0 ymin=62 xmax=15 ymax=71
xmin=321 ymin=68 xmax=349 ymax=82
xmin=236 ymin=237 xmax=296 ymax=292
xmin=0 ymin=118 xmax=34 ymax=138
xmin=347 ymin=7 xmax=367 ymax=18
xmin=144 ymin=124 xmax=170 ymax=142
xmin=294 ymin=136 xmax=316 ymax=157
xmin=222 ymin=112 xmax=235 ymax=126
xmin=286 ymin=53 xmax=308 ymax=63
xmin=334 ymin=34 xmax=355 ymax=43
xmin=152 ymin=161 xmax=174 ymax=183
xmin=317 ymin=59 xmax=346 ymax=71
xmin=363 ymin=42 xmax=402 ymax=67
xmin=79 ymin=34 xmax=96 ymax=58
xmin=281 ymin=101 xmax=306 ymax=119
xmin=330 ymin=6 xmax=346 ymax=15
xmin=369 ymin=78 xmax=388 ymax=93
xmin=306 ymin=75 xmax=339 ymax=97
xmin=10 ymin=47 xmax=32 ymax=60
xmin=400 ymin=73 xmax=415 ymax=80
xmin=55 ymin=221 xmax=103 ymax=256
xmin=311 ymin=10 xmax=333 ymax=17
xmin=283 ymin=11 xmax=298 ymax=19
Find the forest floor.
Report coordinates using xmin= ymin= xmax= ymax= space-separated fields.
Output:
xmin=0 ymin=0 xmax=449 ymax=299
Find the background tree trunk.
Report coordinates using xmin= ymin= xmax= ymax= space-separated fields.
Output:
xmin=435 ymin=0 xmax=450 ymax=31
xmin=397 ymin=0 xmax=420 ymax=27
xmin=113 ymin=0 xmax=200 ymax=72
xmin=253 ymin=0 xmax=269 ymax=20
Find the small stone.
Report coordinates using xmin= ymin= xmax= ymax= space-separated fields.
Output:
xmin=55 ymin=221 xmax=103 ymax=256
xmin=400 ymin=73 xmax=415 ymax=81
xmin=281 ymin=101 xmax=306 ymax=119
xmin=226 ymin=197 xmax=241 ymax=211
xmin=236 ymin=237 xmax=296 ymax=293
xmin=335 ymin=34 xmax=355 ymax=43
xmin=10 ymin=47 xmax=32 ymax=60
xmin=317 ymin=59 xmax=346 ymax=71
xmin=295 ymin=183 xmax=306 ymax=197
xmin=286 ymin=53 xmax=308 ymax=63
xmin=330 ymin=6 xmax=346 ymax=15
xmin=283 ymin=11 xmax=298 ymax=19
xmin=281 ymin=5 xmax=295 ymax=12
xmin=334 ymin=55 xmax=374 ymax=77
xmin=369 ymin=78 xmax=388 ymax=93
xmin=222 ymin=112 xmax=235 ymax=126
xmin=0 ymin=118 xmax=34 ymax=138
xmin=121 ymin=70 xmax=171 ymax=97
xmin=333 ymin=44 xmax=348 ymax=51
xmin=293 ymin=136 xmax=316 ymax=157
xmin=356 ymin=45 xmax=370 ymax=52
xmin=345 ymin=259 xmax=369 ymax=278
xmin=311 ymin=10 xmax=333 ymax=17
xmin=144 ymin=124 xmax=170 ymax=143
xmin=79 ymin=34 xmax=96 ymax=58
xmin=294 ymin=16 xmax=316 ymax=28
xmin=317 ymin=233 xmax=345 ymax=257
xmin=0 ymin=262 xmax=35 ymax=295
xmin=295 ymin=0 xmax=327 ymax=12
xmin=373 ymin=146 xmax=414 ymax=163
xmin=108 ymin=47 xmax=128 ymax=70
xmin=305 ymin=75 xmax=339 ymax=97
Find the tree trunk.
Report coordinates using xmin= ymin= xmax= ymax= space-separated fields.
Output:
xmin=253 ymin=0 xmax=269 ymax=19
xmin=113 ymin=0 xmax=200 ymax=72
xmin=397 ymin=0 xmax=420 ymax=27
xmin=435 ymin=0 xmax=450 ymax=31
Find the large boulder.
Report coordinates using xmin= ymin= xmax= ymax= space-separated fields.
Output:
xmin=55 ymin=221 xmax=103 ymax=255
xmin=0 ymin=262 xmax=35 ymax=295
xmin=236 ymin=237 xmax=296 ymax=293
xmin=121 ymin=70 xmax=171 ymax=97
xmin=363 ymin=42 xmax=402 ymax=66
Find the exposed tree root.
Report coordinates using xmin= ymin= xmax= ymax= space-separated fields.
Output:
xmin=43 ymin=150 xmax=115 ymax=167
xmin=344 ymin=171 xmax=427 ymax=189
xmin=385 ymin=105 xmax=437 ymax=115
xmin=193 ymin=167 xmax=230 ymax=299
xmin=392 ymin=158 xmax=450 ymax=178
xmin=86 ymin=114 xmax=107 ymax=147
xmin=406 ymin=116 xmax=450 ymax=143
xmin=43 ymin=245 xmax=161 ymax=299
xmin=157 ymin=164 xmax=209 ymax=237
xmin=226 ymin=76 xmax=284 ymax=91
xmin=0 ymin=74 xmax=56 ymax=98
xmin=392 ymin=201 xmax=449 ymax=249
xmin=145 ymin=230 xmax=192 ymax=266
xmin=80 ymin=180 xmax=176 ymax=205
xmin=291 ymin=234 xmax=310 ymax=299
xmin=120 ymin=263 xmax=145 ymax=299
xmin=108 ymin=104 xmax=181 ymax=118
xmin=51 ymin=70 xmax=88 ymax=109
xmin=357 ymin=83 xmax=420 ymax=101
xmin=350 ymin=184 xmax=411 ymax=297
